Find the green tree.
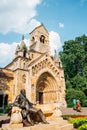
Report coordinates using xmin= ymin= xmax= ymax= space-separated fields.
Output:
xmin=71 ymin=74 xmax=87 ymax=90
xmin=66 ymin=89 xmax=86 ymax=107
xmin=59 ymin=35 xmax=87 ymax=106
xmin=22 ymin=44 xmax=27 ymax=51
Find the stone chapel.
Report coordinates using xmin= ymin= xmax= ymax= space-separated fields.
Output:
xmin=0 ymin=24 xmax=66 ymax=109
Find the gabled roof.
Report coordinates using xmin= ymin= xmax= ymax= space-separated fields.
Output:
xmin=0 ymin=69 xmax=13 ymax=78
xmin=29 ymin=24 xmax=49 ymax=34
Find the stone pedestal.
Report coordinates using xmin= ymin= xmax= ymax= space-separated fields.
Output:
xmin=10 ymin=123 xmax=23 ymax=129
xmin=2 ymin=118 xmax=74 ymax=130
xmin=9 ymin=106 xmax=23 ymax=129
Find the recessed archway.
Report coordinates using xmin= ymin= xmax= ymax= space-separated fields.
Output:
xmin=0 ymin=90 xmax=8 ymax=108
xmin=36 ymin=72 xmax=58 ymax=104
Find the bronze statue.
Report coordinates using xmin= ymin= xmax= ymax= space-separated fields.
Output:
xmin=13 ymin=89 xmax=49 ymax=126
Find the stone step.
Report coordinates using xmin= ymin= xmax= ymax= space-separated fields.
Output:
xmin=2 ymin=123 xmax=74 ymax=130
xmin=2 ymin=118 xmax=74 ymax=130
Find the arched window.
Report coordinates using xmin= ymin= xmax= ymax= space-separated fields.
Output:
xmin=22 ymin=75 xmax=26 ymax=83
xmin=32 ymin=54 xmax=34 ymax=58
xmin=23 ymin=50 xmax=26 ymax=57
xmin=40 ymin=35 xmax=45 ymax=43
xmin=23 ymin=63 xmax=25 ymax=69
xmin=32 ymin=37 xmax=35 ymax=43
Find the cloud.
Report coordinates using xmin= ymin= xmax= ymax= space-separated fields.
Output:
xmin=58 ymin=22 xmax=64 ymax=28
xmin=0 ymin=0 xmax=62 ymax=67
xmin=0 ymin=31 xmax=62 ymax=67
xmin=0 ymin=0 xmax=41 ymax=34
xmin=49 ymin=31 xmax=62 ymax=55
xmin=0 ymin=42 xmax=18 ymax=67
xmin=0 ymin=39 xmax=29 ymax=67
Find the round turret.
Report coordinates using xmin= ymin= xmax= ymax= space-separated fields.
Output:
xmin=15 ymin=35 xmax=28 ymax=58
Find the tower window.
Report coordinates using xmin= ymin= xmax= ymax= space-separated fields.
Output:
xmin=40 ymin=35 xmax=45 ymax=43
xmin=32 ymin=54 xmax=34 ymax=58
xmin=23 ymin=63 xmax=25 ymax=69
xmin=32 ymin=37 xmax=35 ymax=43
xmin=23 ymin=50 xmax=26 ymax=57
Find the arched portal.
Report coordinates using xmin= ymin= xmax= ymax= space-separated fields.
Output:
xmin=36 ymin=72 xmax=58 ymax=104
xmin=0 ymin=89 xmax=8 ymax=108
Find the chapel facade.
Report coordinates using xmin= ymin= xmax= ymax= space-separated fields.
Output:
xmin=0 ymin=24 xmax=66 ymax=108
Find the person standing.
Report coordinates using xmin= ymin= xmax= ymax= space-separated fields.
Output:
xmin=76 ymin=99 xmax=81 ymax=112
xmin=73 ymin=99 xmax=77 ymax=110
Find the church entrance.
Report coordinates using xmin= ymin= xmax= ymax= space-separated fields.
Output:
xmin=36 ymin=72 xmax=58 ymax=104
xmin=38 ymin=92 xmax=43 ymax=104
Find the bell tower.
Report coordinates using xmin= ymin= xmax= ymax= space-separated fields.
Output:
xmin=29 ymin=24 xmax=50 ymax=54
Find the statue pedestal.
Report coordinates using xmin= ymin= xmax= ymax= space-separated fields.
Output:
xmin=10 ymin=123 xmax=23 ymax=129
xmin=2 ymin=118 xmax=73 ymax=130
xmin=8 ymin=106 xmax=23 ymax=129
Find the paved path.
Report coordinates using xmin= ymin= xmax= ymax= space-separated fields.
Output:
xmin=0 ymin=107 xmax=87 ymax=129
xmin=0 ymin=107 xmax=87 ymax=121
xmin=60 ymin=107 xmax=87 ymax=115
xmin=0 ymin=114 xmax=10 ymax=121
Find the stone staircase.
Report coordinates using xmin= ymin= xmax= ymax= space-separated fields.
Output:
xmin=1 ymin=117 xmax=75 ymax=130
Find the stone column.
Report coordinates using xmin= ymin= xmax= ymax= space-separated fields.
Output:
xmin=13 ymin=70 xmax=19 ymax=101
xmin=43 ymin=92 xmax=46 ymax=104
xmin=25 ymin=70 xmax=31 ymax=101
xmin=17 ymin=57 xmax=21 ymax=68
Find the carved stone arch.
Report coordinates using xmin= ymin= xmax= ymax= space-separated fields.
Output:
xmin=36 ymin=68 xmax=58 ymax=82
xmin=46 ymin=76 xmax=56 ymax=91
xmin=36 ymin=69 xmax=58 ymax=104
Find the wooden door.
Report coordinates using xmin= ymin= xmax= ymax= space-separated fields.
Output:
xmin=39 ymin=92 xmax=43 ymax=104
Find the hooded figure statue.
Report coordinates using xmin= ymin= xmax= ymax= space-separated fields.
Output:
xmin=13 ymin=89 xmax=49 ymax=126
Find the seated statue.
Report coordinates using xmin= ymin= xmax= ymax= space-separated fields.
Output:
xmin=13 ymin=89 xmax=49 ymax=126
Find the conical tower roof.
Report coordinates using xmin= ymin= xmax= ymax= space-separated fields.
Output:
xmin=20 ymin=35 xmax=27 ymax=51
xmin=54 ymin=50 xmax=61 ymax=63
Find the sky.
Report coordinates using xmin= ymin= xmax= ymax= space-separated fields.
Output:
xmin=0 ymin=0 xmax=87 ymax=68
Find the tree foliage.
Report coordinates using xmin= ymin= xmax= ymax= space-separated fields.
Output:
xmin=59 ymin=35 xmax=87 ymax=106
xmin=66 ymin=89 xmax=86 ymax=107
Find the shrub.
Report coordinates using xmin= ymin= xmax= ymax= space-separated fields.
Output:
xmin=82 ymin=100 xmax=87 ymax=107
xmin=69 ymin=117 xmax=87 ymax=128
xmin=78 ymin=123 xmax=87 ymax=130
xmin=62 ymin=114 xmax=81 ymax=120
xmin=0 ymin=103 xmax=13 ymax=114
